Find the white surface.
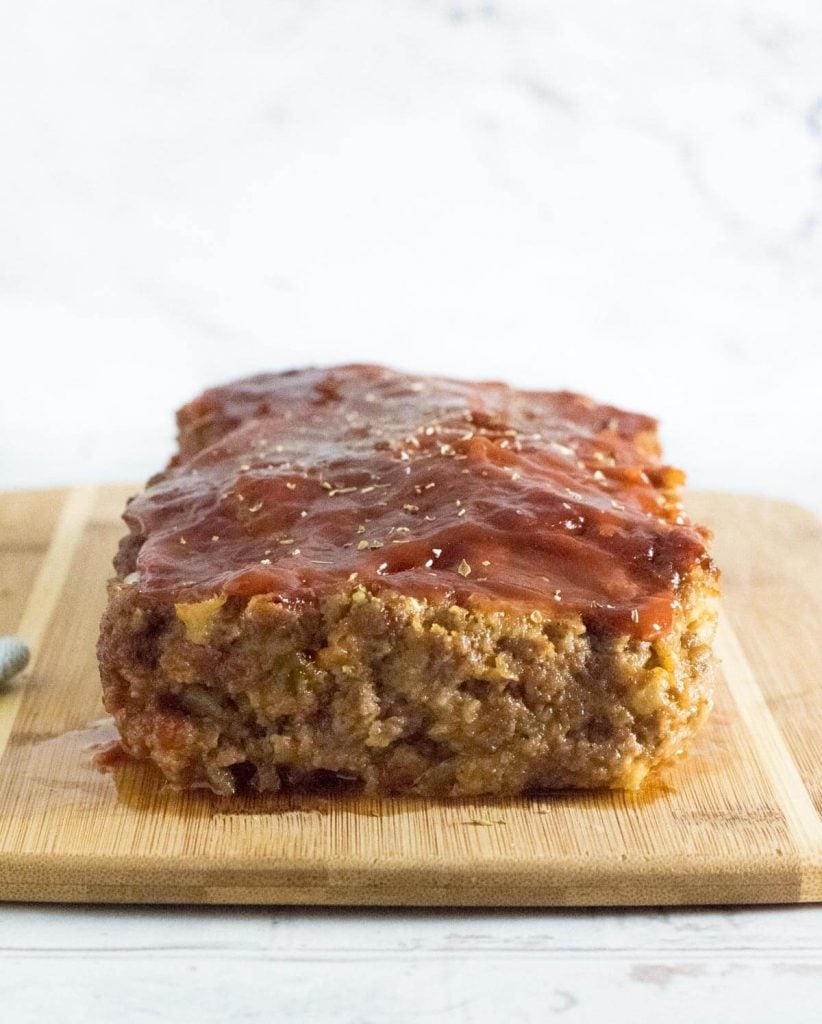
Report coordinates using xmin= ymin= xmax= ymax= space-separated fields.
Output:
xmin=1 ymin=904 xmax=821 ymax=1023
xmin=1 ymin=1 xmax=821 ymax=1019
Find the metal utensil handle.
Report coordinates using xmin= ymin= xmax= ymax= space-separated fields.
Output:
xmin=0 ymin=637 xmax=30 ymax=685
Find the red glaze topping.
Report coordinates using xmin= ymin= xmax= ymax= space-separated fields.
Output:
xmin=123 ymin=365 xmax=712 ymax=639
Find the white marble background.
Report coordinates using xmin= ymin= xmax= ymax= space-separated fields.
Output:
xmin=1 ymin=2 xmax=821 ymax=1021
xmin=1 ymin=0 xmax=821 ymax=508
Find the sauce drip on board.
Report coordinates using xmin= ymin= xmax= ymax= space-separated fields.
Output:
xmin=123 ymin=365 xmax=712 ymax=639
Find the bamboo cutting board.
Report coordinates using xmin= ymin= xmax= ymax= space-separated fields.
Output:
xmin=0 ymin=485 xmax=820 ymax=907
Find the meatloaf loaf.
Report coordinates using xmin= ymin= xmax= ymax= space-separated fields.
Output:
xmin=97 ymin=365 xmax=719 ymax=796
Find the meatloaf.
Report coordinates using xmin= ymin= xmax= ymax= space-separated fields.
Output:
xmin=97 ymin=365 xmax=719 ymax=796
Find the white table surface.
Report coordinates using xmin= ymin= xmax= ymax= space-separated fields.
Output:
xmin=1 ymin=1 xmax=820 ymax=1020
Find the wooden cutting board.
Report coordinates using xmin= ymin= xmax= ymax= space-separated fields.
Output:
xmin=0 ymin=485 xmax=820 ymax=906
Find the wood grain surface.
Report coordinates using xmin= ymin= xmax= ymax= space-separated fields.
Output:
xmin=0 ymin=485 xmax=820 ymax=907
